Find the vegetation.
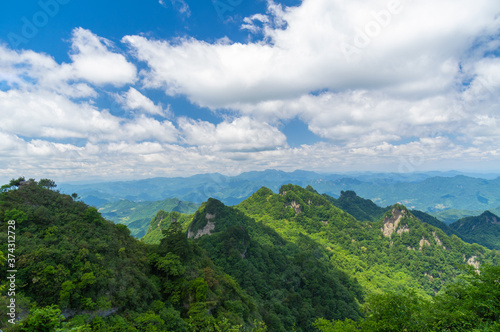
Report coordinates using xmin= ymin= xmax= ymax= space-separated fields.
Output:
xmin=320 ymin=190 xmax=389 ymax=222
xmin=314 ymin=264 xmax=500 ymax=331
xmin=189 ymin=197 xmax=363 ymax=331
xmin=450 ymin=211 xmax=500 ymax=250
xmin=0 ymin=179 xmax=264 ymax=331
xmin=1 ymin=178 xmax=499 ymax=331
xmin=236 ymin=184 xmax=499 ymax=296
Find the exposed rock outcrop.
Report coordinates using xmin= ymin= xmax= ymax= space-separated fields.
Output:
xmin=382 ymin=208 xmax=409 ymax=237
xmin=188 ymin=213 xmax=216 ymax=239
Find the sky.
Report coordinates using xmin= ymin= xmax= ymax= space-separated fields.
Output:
xmin=0 ymin=0 xmax=499 ymax=184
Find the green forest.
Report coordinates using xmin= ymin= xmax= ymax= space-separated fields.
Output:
xmin=1 ymin=178 xmax=499 ymax=331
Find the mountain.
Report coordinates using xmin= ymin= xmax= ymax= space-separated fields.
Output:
xmin=320 ymin=189 xmax=389 ymax=222
xmin=0 ymin=180 xmax=159 ymax=327
xmin=2 ymin=179 xmax=500 ymax=331
xmin=450 ymin=211 xmax=500 ymax=250
xmin=145 ymin=197 xmax=363 ymax=331
xmin=144 ymin=184 xmax=499 ymax=299
xmin=60 ymin=171 xmax=500 ymax=220
xmin=430 ymin=206 xmax=500 ymax=225
xmin=0 ymin=180 xmax=266 ymax=331
xmin=409 ymin=210 xmax=457 ymax=237
xmin=235 ymin=184 xmax=499 ymax=296
xmin=98 ymin=198 xmax=198 ymax=237
xmin=190 ymin=197 xmax=364 ymax=331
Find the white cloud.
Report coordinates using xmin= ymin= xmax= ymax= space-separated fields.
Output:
xmin=65 ymin=28 xmax=137 ymax=86
xmin=124 ymin=0 xmax=500 ymax=109
xmin=0 ymin=28 xmax=136 ymax=95
xmin=119 ymin=0 xmax=500 ymax=175
xmin=120 ymin=115 xmax=178 ymax=143
xmin=116 ymin=87 xmax=169 ymax=117
xmin=0 ymin=88 xmax=178 ymax=144
xmin=179 ymin=117 xmax=287 ymax=152
xmin=0 ymin=89 xmax=119 ymax=139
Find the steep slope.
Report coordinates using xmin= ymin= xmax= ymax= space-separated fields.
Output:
xmin=410 ymin=209 xmax=456 ymax=237
xmin=141 ymin=210 xmax=193 ymax=244
xmin=0 ymin=180 xmax=268 ymax=331
xmin=450 ymin=211 xmax=500 ymax=250
xmin=98 ymin=198 xmax=198 ymax=237
xmin=185 ymin=197 xmax=363 ymax=332
xmin=236 ymin=184 xmax=500 ymax=296
xmin=0 ymin=180 xmax=160 ymax=317
xmin=321 ymin=189 xmax=389 ymax=222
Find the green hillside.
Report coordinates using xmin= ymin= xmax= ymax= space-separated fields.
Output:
xmin=0 ymin=179 xmax=159 ymax=329
xmin=98 ymin=198 xmax=198 ymax=238
xmin=0 ymin=179 xmax=266 ymax=331
xmin=450 ymin=211 xmax=500 ymax=250
xmin=410 ymin=210 xmax=456 ymax=237
xmin=235 ymin=184 xmax=499 ymax=296
xmin=319 ymin=189 xmax=389 ymax=222
xmin=187 ymin=198 xmax=363 ymax=331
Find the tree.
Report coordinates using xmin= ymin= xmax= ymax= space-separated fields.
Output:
xmin=156 ymin=252 xmax=185 ymax=280
xmin=429 ymin=264 xmax=500 ymax=331
xmin=5 ymin=176 xmax=26 ymax=189
xmin=21 ymin=305 xmax=63 ymax=331
xmin=39 ymin=179 xmax=57 ymax=189
xmin=160 ymin=221 xmax=193 ymax=261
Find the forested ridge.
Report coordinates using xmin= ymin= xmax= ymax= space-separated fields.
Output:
xmin=1 ymin=178 xmax=499 ymax=331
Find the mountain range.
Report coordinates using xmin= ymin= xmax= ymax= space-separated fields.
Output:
xmin=1 ymin=179 xmax=500 ymax=331
xmin=60 ymin=170 xmax=500 ymax=222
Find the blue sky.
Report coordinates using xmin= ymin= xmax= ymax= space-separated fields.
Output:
xmin=0 ymin=0 xmax=499 ymax=183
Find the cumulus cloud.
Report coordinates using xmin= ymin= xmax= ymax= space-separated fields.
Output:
xmin=0 ymin=89 xmax=118 ymax=139
xmin=0 ymin=89 xmax=178 ymax=144
xmin=116 ymin=87 xmax=170 ymax=117
xmin=65 ymin=28 xmax=137 ymax=86
xmin=179 ymin=117 xmax=287 ymax=152
xmin=0 ymin=28 xmax=136 ymax=95
xmin=124 ymin=0 xmax=499 ymax=108
xmin=118 ymin=0 xmax=500 ymax=177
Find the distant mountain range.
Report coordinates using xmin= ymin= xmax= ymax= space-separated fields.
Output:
xmin=60 ymin=170 xmax=500 ymax=222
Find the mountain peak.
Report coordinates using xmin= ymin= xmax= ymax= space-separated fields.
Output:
xmin=480 ymin=210 xmax=500 ymax=223
xmin=340 ymin=190 xmax=358 ymax=198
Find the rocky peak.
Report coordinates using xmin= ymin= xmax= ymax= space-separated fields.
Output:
xmin=381 ymin=205 xmax=410 ymax=237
